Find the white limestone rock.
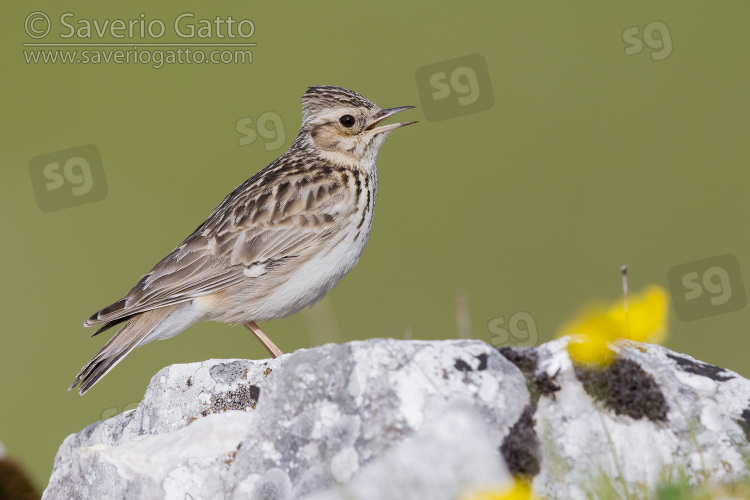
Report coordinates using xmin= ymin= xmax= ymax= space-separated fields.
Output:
xmin=44 ymin=339 xmax=524 ymax=499
xmin=301 ymin=405 xmax=511 ymax=500
xmin=43 ymin=337 xmax=750 ymax=499
xmin=530 ymin=338 xmax=750 ymax=498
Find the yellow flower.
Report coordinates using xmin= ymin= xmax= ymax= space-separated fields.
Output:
xmin=558 ymin=285 xmax=669 ymax=366
xmin=461 ymin=480 xmax=536 ymax=500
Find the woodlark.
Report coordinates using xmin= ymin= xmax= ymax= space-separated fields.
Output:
xmin=70 ymin=85 xmax=416 ymax=394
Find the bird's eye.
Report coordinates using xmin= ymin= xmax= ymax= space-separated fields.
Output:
xmin=339 ymin=115 xmax=355 ymax=128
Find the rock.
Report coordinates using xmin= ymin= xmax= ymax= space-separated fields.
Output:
xmin=44 ymin=339 xmax=523 ymax=500
xmin=43 ymin=338 xmax=750 ymax=499
xmin=303 ymin=406 xmax=511 ymax=500
xmin=529 ymin=338 xmax=750 ymax=498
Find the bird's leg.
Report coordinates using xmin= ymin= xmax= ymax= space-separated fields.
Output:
xmin=243 ymin=321 xmax=284 ymax=358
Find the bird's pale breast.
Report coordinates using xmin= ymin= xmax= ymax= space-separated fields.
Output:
xmin=196 ymin=168 xmax=377 ymax=324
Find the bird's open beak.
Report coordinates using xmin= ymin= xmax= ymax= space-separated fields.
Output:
xmin=366 ymin=106 xmax=418 ymax=134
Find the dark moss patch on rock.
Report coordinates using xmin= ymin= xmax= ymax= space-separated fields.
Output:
xmin=498 ymin=347 xmax=560 ymax=403
xmin=202 ymin=384 xmax=261 ymax=416
xmin=454 ymin=353 xmax=490 ymax=372
xmin=498 ymin=347 xmax=538 ymax=375
xmin=737 ymin=408 xmax=750 ymax=442
xmin=575 ymin=358 xmax=668 ymax=422
xmin=535 ymin=371 xmax=561 ymax=399
xmin=454 ymin=359 xmax=473 ymax=371
xmin=500 ymin=403 xmax=541 ymax=478
xmin=476 ymin=353 xmax=488 ymax=370
xmin=666 ymin=353 xmax=733 ymax=382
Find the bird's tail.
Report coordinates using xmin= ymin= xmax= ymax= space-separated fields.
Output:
xmin=69 ymin=306 xmax=175 ymax=395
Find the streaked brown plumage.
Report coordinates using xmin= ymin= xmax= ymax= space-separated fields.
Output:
xmin=69 ymin=85 xmax=416 ymax=394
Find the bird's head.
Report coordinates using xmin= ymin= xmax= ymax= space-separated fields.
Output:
xmin=299 ymin=85 xmax=416 ymax=167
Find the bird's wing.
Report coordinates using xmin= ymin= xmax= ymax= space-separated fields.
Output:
xmin=86 ymin=162 xmax=355 ymax=327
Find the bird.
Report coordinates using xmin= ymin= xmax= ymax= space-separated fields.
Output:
xmin=69 ymin=85 xmax=416 ymax=394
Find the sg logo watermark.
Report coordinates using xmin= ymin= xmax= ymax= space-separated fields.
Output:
xmin=236 ymin=112 xmax=286 ymax=151
xmin=667 ymin=254 xmax=746 ymax=321
xmin=28 ymin=144 xmax=107 ymax=212
xmin=415 ymin=53 xmax=494 ymax=122
xmin=623 ymin=21 xmax=673 ymax=61
xmin=100 ymin=400 xmax=139 ymax=421
xmin=488 ymin=311 xmax=538 ymax=348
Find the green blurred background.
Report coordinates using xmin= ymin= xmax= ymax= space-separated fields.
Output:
xmin=3 ymin=1 xmax=750 ymax=489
